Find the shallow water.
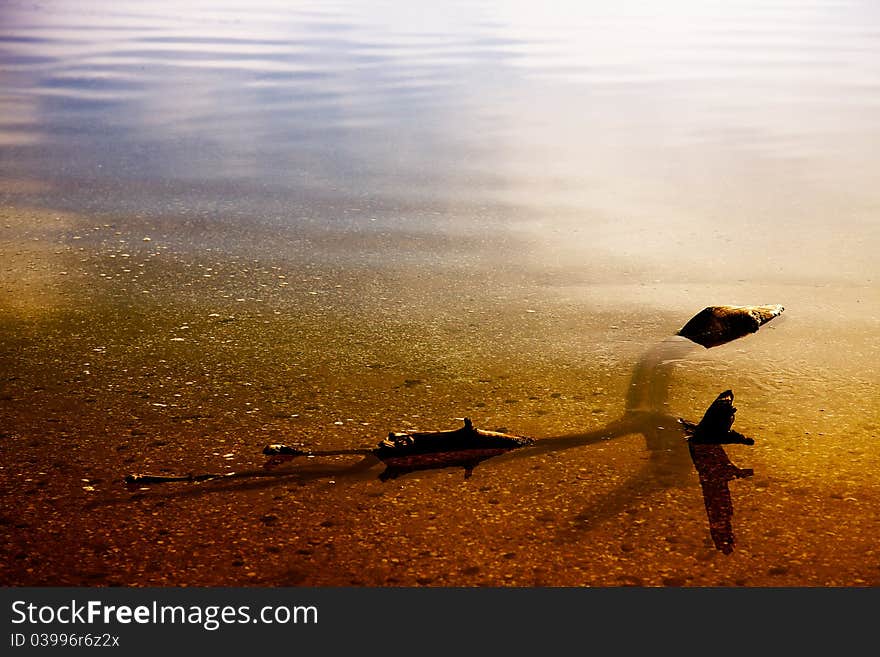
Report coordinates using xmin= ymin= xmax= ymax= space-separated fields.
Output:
xmin=1 ymin=1 xmax=879 ymax=586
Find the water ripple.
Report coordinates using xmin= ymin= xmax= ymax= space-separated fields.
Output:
xmin=0 ymin=0 xmax=878 ymax=251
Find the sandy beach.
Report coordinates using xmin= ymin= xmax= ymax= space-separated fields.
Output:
xmin=2 ymin=202 xmax=878 ymax=586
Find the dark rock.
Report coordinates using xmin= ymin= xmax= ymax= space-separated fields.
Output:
xmin=678 ymin=304 xmax=783 ymax=348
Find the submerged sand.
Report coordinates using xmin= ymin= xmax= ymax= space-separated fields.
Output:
xmin=1 ymin=204 xmax=879 ymax=586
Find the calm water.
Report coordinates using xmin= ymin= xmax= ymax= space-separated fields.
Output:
xmin=2 ymin=1 xmax=880 ymax=586
xmin=3 ymin=0 xmax=880 ymax=279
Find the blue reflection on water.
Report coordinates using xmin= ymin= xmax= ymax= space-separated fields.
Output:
xmin=1 ymin=0 xmax=879 ymax=249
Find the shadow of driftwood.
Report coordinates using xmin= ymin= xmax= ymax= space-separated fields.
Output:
xmin=539 ymin=393 xmax=756 ymax=553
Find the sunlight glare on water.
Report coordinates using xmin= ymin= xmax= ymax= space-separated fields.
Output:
xmin=2 ymin=0 xmax=879 ymax=282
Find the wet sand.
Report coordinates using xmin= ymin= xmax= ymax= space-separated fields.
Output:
xmin=1 ymin=204 xmax=879 ymax=587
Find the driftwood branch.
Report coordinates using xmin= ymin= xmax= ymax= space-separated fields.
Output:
xmin=123 ymin=390 xmax=756 ymax=488
xmin=677 ymin=304 xmax=783 ymax=348
xmin=124 ymin=303 xmax=780 ymax=486
xmin=125 ymin=472 xmax=233 ymax=485
xmin=679 ymin=390 xmax=754 ymax=445
xmin=125 ymin=418 xmax=533 ymax=485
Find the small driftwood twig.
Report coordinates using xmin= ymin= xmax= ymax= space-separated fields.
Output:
xmin=124 ymin=418 xmax=532 ymax=485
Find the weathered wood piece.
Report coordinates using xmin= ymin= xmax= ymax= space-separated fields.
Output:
xmin=126 ymin=419 xmax=534 ymax=485
xmin=680 ymin=390 xmax=754 ymax=445
xmin=263 ymin=418 xmax=531 ymax=459
xmin=266 ymin=418 xmax=534 ymax=480
xmin=375 ymin=418 xmax=534 ymax=479
xmin=377 ymin=417 xmax=533 ymax=456
xmin=677 ymin=304 xmax=784 ymax=348
xmin=124 ymin=472 xmax=231 ymax=484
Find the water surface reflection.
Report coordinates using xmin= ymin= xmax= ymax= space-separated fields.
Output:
xmin=689 ymin=443 xmax=753 ymax=554
xmin=2 ymin=0 xmax=880 ymax=288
